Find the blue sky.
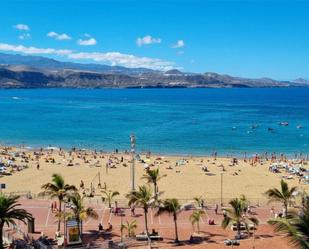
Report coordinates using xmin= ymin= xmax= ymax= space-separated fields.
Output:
xmin=0 ymin=0 xmax=308 ymax=79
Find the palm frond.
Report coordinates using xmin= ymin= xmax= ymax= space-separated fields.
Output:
xmin=221 ymin=196 xmax=259 ymax=235
xmin=0 ymin=194 xmax=33 ymax=228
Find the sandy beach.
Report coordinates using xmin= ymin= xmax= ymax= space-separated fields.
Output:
xmin=1 ymin=146 xmax=307 ymax=204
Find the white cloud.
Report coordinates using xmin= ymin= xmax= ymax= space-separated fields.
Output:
xmin=136 ymin=35 xmax=161 ymax=47
xmin=0 ymin=43 xmax=72 ymax=55
xmin=77 ymin=37 xmax=97 ymax=46
xmin=47 ymin=31 xmax=71 ymax=40
xmin=14 ymin=24 xmax=30 ymax=31
xmin=18 ymin=33 xmax=31 ymax=40
xmin=0 ymin=42 xmax=177 ymax=71
xmin=68 ymin=52 xmax=175 ymax=71
xmin=171 ymin=40 xmax=185 ymax=48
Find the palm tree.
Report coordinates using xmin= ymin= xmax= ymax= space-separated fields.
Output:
xmin=193 ymin=196 xmax=204 ymax=208
xmin=240 ymin=194 xmax=249 ymax=207
xmin=190 ymin=209 xmax=205 ymax=233
xmin=156 ymin=198 xmax=182 ymax=243
xmin=142 ymin=168 xmax=166 ymax=200
xmin=121 ymin=220 xmax=138 ymax=237
xmin=126 ymin=185 xmax=153 ymax=237
xmin=265 ymin=179 xmax=298 ymax=216
xmin=299 ymin=189 xmax=308 ymax=212
xmin=268 ymin=197 xmax=309 ymax=248
xmin=40 ymin=174 xmax=77 ymax=232
xmin=0 ymin=194 xmax=33 ymax=249
xmin=222 ymin=197 xmax=259 ymax=239
xmin=68 ymin=192 xmax=98 ymax=237
xmin=101 ymin=189 xmax=120 ymax=208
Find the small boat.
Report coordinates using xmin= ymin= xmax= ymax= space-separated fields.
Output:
xmin=251 ymin=124 xmax=258 ymax=129
xmin=232 ymin=126 xmax=237 ymax=130
xmin=279 ymin=122 xmax=289 ymax=126
xmin=297 ymin=125 xmax=303 ymax=129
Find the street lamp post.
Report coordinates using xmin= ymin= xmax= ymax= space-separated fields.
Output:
xmin=220 ymin=172 xmax=223 ymax=207
xmin=64 ymin=202 xmax=67 ymax=249
xmin=130 ymin=134 xmax=136 ymax=191
xmin=253 ymin=224 xmax=256 ymax=249
xmin=120 ymin=214 xmax=123 ymax=243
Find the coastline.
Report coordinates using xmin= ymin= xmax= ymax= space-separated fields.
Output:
xmin=0 ymin=141 xmax=307 ymax=159
xmin=0 ymin=142 xmax=309 ymax=159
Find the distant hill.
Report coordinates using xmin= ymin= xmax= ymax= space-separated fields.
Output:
xmin=0 ymin=53 xmax=155 ymax=75
xmin=0 ymin=53 xmax=307 ymax=89
xmin=293 ymin=78 xmax=309 ymax=85
xmin=164 ymin=69 xmax=184 ymax=75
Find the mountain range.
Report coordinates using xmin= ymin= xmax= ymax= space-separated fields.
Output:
xmin=0 ymin=53 xmax=307 ymax=89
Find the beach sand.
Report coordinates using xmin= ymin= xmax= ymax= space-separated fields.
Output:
xmin=1 ymin=146 xmax=307 ymax=204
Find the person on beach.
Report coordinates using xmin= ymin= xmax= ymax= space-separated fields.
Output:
xmin=131 ymin=205 xmax=135 ymax=216
xmin=36 ymin=164 xmax=40 ymax=170
xmin=80 ymin=180 xmax=84 ymax=189
xmin=270 ymin=206 xmax=275 ymax=217
xmin=215 ymin=203 xmax=218 ymax=215
xmin=223 ymin=209 xmax=227 ymax=218
xmin=201 ymin=199 xmax=205 ymax=209
xmin=107 ymin=222 xmax=113 ymax=231
xmin=247 ymin=206 xmax=251 ymax=215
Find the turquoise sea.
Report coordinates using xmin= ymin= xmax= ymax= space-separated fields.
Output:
xmin=0 ymin=88 xmax=308 ymax=156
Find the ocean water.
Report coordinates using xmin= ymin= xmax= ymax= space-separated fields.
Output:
xmin=0 ymin=88 xmax=308 ymax=156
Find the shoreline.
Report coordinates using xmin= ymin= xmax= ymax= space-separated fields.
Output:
xmin=1 ymin=86 xmax=309 ymax=90
xmin=0 ymin=142 xmax=307 ymax=160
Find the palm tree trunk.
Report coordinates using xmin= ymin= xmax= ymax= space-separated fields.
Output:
xmin=144 ymin=208 xmax=151 ymax=246
xmin=80 ymin=220 xmax=83 ymax=240
xmin=197 ymin=221 xmax=200 ymax=233
xmin=0 ymin=223 xmax=4 ymax=249
xmin=154 ymin=183 xmax=158 ymax=200
xmin=58 ymin=199 xmax=62 ymax=232
xmin=108 ymin=195 xmax=112 ymax=209
xmin=77 ymin=218 xmax=81 ymax=238
xmin=236 ymin=222 xmax=241 ymax=239
xmin=144 ymin=208 xmax=149 ymax=235
xmin=174 ymin=214 xmax=179 ymax=243
xmin=284 ymin=203 xmax=288 ymax=217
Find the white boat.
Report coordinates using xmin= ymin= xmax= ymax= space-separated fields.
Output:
xmin=279 ymin=122 xmax=289 ymax=126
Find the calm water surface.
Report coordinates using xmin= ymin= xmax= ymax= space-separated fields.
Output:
xmin=0 ymin=88 xmax=308 ymax=156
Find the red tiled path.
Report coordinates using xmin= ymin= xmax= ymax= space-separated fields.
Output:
xmin=10 ymin=199 xmax=295 ymax=248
